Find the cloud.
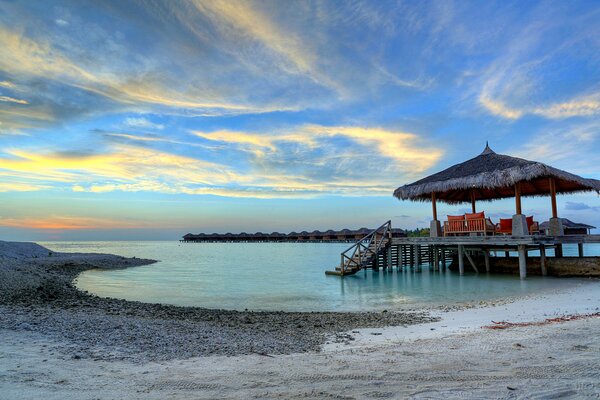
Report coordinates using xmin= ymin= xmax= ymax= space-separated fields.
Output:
xmin=477 ymin=9 xmax=600 ymax=120
xmin=0 ymin=95 xmax=28 ymax=105
xmin=0 ymin=182 xmax=49 ymax=192
xmin=0 ymin=26 xmax=297 ymax=132
xmin=194 ymin=125 xmax=443 ymax=173
xmin=0 ymin=122 xmax=443 ymax=199
xmin=511 ymin=120 xmax=600 ymax=174
xmin=565 ymin=202 xmax=599 ymax=211
xmin=123 ymin=117 xmax=164 ymax=130
xmin=0 ymin=81 xmax=17 ymax=89
xmin=0 ymin=215 xmax=150 ymax=230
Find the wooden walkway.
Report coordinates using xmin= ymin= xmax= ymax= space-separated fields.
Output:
xmin=326 ymin=223 xmax=600 ymax=279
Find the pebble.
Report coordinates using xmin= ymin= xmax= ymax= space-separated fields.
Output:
xmin=0 ymin=242 xmax=437 ymax=362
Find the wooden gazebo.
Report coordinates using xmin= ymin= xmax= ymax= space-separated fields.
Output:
xmin=394 ymin=143 xmax=600 ymax=237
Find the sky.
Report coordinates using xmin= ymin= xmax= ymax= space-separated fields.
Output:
xmin=0 ymin=0 xmax=599 ymax=241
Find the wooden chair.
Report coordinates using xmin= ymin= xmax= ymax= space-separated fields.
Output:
xmin=496 ymin=216 xmax=540 ymax=235
xmin=465 ymin=212 xmax=496 ymax=236
xmin=496 ymin=218 xmax=512 ymax=235
xmin=444 ymin=215 xmax=466 ymax=236
xmin=526 ymin=216 xmax=540 ymax=234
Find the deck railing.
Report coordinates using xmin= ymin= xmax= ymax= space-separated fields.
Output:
xmin=340 ymin=220 xmax=392 ymax=274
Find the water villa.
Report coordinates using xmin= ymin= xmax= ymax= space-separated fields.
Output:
xmin=182 ymin=228 xmax=406 ymax=243
xmin=326 ymin=144 xmax=600 ymax=278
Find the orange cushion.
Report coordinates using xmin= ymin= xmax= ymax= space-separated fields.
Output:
xmin=526 ymin=216 xmax=534 ymax=228
xmin=465 ymin=212 xmax=485 ymax=220
xmin=499 ymin=218 xmax=512 ymax=230
xmin=448 ymin=215 xmax=465 ymax=221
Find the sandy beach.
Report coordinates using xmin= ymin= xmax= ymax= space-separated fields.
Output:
xmin=1 ymin=241 xmax=600 ymax=399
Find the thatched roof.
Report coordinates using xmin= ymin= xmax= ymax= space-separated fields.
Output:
xmin=539 ymin=218 xmax=596 ymax=230
xmin=394 ymin=143 xmax=600 ymax=204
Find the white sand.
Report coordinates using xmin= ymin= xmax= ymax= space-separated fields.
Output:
xmin=2 ymin=281 xmax=600 ymax=399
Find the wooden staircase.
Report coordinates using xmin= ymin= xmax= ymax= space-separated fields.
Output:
xmin=325 ymin=221 xmax=392 ymax=276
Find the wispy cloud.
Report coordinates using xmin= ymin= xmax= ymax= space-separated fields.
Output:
xmin=122 ymin=117 xmax=164 ymax=130
xmin=477 ymin=7 xmax=600 ymax=120
xmin=0 ymin=95 xmax=28 ymax=105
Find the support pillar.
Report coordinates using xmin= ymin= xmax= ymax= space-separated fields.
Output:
xmin=441 ymin=249 xmax=446 ymax=269
xmin=433 ymin=246 xmax=439 ymax=271
xmin=512 ymin=183 xmax=528 ymax=236
xmin=578 ymin=243 xmax=584 ymax=258
xmin=430 ymin=192 xmax=442 ymax=237
xmin=518 ymin=245 xmax=527 ymax=280
xmin=484 ymin=250 xmax=490 ymax=273
xmin=458 ymin=245 xmax=464 ymax=275
xmin=540 ymin=245 xmax=547 ymax=276
xmin=414 ymin=245 xmax=420 ymax=269
xmin=548 ymin=178 xmax=564 ymax=236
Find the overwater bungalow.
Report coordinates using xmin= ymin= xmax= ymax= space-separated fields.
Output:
xmin=540 ymin=219 xmax=596 ymax=236
xmin=327 ymin=144 xmax=600 ymax=278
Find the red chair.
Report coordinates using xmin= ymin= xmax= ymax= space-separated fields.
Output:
xmin=444 ymin=215 xmax=466 ymax=236
xmin=465 ymin=212 xmax=496 ymax=235
xmin=496 ymin=218 xmax=513 ymax=235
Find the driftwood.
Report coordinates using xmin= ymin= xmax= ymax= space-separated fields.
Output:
xmin=482 ymin=313 xmax=600 ymax=330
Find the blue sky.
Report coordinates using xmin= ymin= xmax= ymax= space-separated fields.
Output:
xmin=0 ymin=0 xmax=599 ymax=240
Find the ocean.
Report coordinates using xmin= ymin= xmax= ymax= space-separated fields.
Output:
xmin=41 ymin=241 xmax=599 ymax=312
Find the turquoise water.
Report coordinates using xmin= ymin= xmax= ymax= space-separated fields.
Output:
xmin=41 ymin=241 xmax=599 ymax=312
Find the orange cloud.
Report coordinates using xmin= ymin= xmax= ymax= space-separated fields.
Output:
xmin=0 ymin=216 xmax=152 ymax=230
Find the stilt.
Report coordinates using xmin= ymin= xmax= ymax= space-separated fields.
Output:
xmin=540 ymin=245 xmax=547 ymax=276
xmin=433 ymin=246 xmax=439 ymax=271
xmin=484 ymin=250 xmax=490 ymax=272
xmin=458 ymin=245 xmax=465 ymax=275
xmin=414 ymin=245 xmax=420 ymax=269
xmin=556 ymin=244 xmax=563 ymax=257
xmin=441 ymin=249 xmax=446 ymax=269
xmin=518 ymin=245 xmax=527 ymax=280
xmin=464 ymin=251 xmax=479 ymax=273
xmin=504 ymin=251 xmax=509 ymax=258
xmin=578 ymin=242 xmax=584 ymax=258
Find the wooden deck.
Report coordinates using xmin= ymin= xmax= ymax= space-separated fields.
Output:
xmin=326 ymin=232 xmax=600 ymax=278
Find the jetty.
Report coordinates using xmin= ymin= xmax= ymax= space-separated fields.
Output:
xmin=326 ymin=144 xmax=600 ymax=278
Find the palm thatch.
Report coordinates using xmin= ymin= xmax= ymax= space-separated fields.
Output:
xmin=539 ymin=218 xmax=596 ymax=230
xmin=394 ymin=144 xmax=600 ymax=204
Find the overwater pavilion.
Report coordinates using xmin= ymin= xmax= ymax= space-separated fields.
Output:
xmin=326 ymin=144 xmax=600 ymax=278
xmin=391 ymin=143 xmax=600 ymax=279
xmin=394 ymin=143 xmax=600 ymax=238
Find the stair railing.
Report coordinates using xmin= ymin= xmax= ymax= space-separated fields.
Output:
xmin=340 ymin=220 xmax=392 ymax=274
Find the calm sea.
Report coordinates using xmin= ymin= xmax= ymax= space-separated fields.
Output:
xmin=41 ymin=241 xmax=600 ymax=312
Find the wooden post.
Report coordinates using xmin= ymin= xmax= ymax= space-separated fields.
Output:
xmin=484 ymin=250 xmax=490 ymax=272
xmin=578 ymin=242 xmax=584 ymax=258
xmin=549 ymin=178 xmax=558 ymax=218
xmin=540 ymin=245 xmax=547 ymax=276
xmin=518 ymin=245 xmax=527 ymax=280
xmin=515 ymin=183 xmax=522 ymax=215
xmin=505 ymin=250 xmax=509 ymax=258
xmin=458 ymin=245 xmax=465 ymax=275
xmin=414 ymin=245 xmax=420 ymax=269
xmin=433 ymin=246 xmax=439 ymax=271
xmin=556 ymin=244 xmax=563 ymax=257
xmin=431 ymin=192 xmax=438 ymax=221
xmin=441 ymin=248 xmax=446 ymax=269
xmin=471 ymin=189 xmax=476 ymax=213
xmin=464 ymin=251 xmax=479 ymax=273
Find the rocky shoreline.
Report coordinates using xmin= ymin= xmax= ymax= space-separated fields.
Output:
xmin=0 ymin=241 xmax=436 ymax=362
